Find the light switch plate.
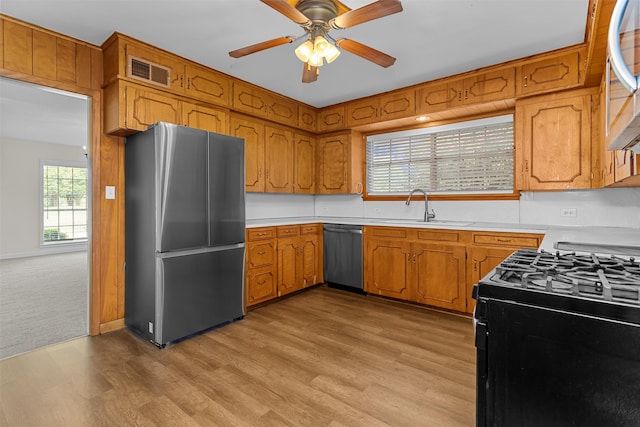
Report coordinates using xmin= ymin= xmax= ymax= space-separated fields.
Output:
xmin=105 ymin=186 xmax=116 ymax=200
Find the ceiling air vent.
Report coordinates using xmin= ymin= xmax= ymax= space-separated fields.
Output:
xmin=127 ymin=55 xmax=170 ymax=88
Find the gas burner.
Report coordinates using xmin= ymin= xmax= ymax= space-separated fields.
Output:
xmin=484 ymin=249 xmax=640 ymax=306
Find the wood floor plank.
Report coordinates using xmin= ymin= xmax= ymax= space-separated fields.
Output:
xmin=0 ymin=286 xmax=476 ymax=426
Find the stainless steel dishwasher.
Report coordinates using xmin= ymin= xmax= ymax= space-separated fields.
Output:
xmin=323 ymin=224 xmax=363 ymax=291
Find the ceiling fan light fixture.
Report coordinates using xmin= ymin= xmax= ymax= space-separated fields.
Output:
xmin=308 ymin=52 xmax=324 ymax=67
xmin=294 ymin=39 xmax=314 ymax=62
xmin=324 ymin=43 xmax=341 ymax=63
xmin=313 ymin=35 xmax=330 ymax=55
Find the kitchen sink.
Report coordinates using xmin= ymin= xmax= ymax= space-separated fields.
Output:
xmin=375 ymin=219 xmax=473 ymax=227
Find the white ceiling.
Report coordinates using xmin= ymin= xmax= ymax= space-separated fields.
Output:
xmin=0 ymin=0 xmax=590 ymax=108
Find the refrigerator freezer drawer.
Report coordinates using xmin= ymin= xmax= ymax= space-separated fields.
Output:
xmin=155 ymin=245 xmax=245 ymax=345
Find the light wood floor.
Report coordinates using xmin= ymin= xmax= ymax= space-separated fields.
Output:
xmin=0 ymin=286 xmax=476 ymax=426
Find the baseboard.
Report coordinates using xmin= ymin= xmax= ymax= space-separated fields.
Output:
xmin=99 ymin=318 xmax=125 ymax=334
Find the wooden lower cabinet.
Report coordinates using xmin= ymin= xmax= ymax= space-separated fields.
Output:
xmin=277 ymin=224 xmax=323 ymax=297
xmin=466 ymin=231 xmax=544 ymax=313
xmin=365 ymin=226 xmax=544 ymax=313
xmin=412 ymin=242 xmax=467 ymax=311
xmin=245 ymin=227 xmax=277 ymax=307
xmin=364 ymin=226 xmax=468 ymax=312
xmin=246 ymin=224 xmax=322 ymax=307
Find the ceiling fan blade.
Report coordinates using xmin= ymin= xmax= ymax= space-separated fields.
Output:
xmin=330 ymin=0 xmax=402 ymax=29
xmin=335 ymin=39 xmax=396 ymax=68
xmin=260 ymin=0 xmax=311 ymax=25
xmin=229 ymin=36 xmax=295 ymax=58
xmin=302 ymin=62 xmax=318 ymax=83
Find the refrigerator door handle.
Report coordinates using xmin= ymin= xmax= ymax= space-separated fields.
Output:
xmin=157 ymin=243 xmax=245 ymax=259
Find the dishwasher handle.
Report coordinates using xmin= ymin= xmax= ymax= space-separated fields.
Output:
xmin=324 ymin=227 xmax=363 ymax=235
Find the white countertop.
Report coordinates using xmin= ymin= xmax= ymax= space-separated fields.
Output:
xmin=246 ymin=216 xmax=640 ymax=255
xmin=246 ymin=216 xmax=547 ymax=233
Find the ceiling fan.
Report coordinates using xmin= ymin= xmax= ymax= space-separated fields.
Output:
xmin=228 ymin=0 xmax=403 ymax=83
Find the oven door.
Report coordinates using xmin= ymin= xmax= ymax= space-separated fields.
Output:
xmin=478 ymin=298 xmax=640 ymax=427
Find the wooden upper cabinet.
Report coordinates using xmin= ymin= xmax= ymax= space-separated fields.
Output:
xmin=182 ymin=102 xmax=229 ymax=134
xmin=265 ymin=125 xmax=294 ymax=193
xmin=515 ymin=89 xmax=594 ymax=190
xmin=104 ymin=80 xmax=181 ymax=134
xmin=516 ymin=50 xmax=581 ymax=97
xmin=230 ymin=114 xmax=265 ymax=192
xmin=294 ymin=133 xmax=316 ymax=194
xmin=102 ymin=33 xmax=230 ymax=106
xmin=462 ymin=68 xmax=515 ymax=105
xmin=316 ymin=133 xmax=350 ymax=194
xmin=298 ymin=104 xmax=317 ymax=133
xmin=416 ymin=68 xmax=514 ymax=114
xmin=347 ymin=89 xmax=415 ymax=127
xmin=416 ymin=80 xmax=460 ymax=114
xmin=317 ymin=104 xmax=346 ymax=132
xmin=232 ymin=81 xmax=297 ymax=127
xmin=183 ymin=63 xmax=230 ymax=107
xmin=2 ymin=17 xmax=101 ymax=90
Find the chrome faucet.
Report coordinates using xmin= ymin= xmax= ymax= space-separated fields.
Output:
xmin=406 ymin=189 xmax=436 ymax=222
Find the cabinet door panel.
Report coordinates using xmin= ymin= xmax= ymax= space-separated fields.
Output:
xmin=301 ymin=235 xmax=320 ymax=287
xmin=126 ymin=85 xmax=181 ymax=131
xmin=317 ymin=105 xmax=346 ymax=132
xmin=517 ymin=51 xmax=580 ymax=96
xmin=294 ymin=134 xmax=315 ymax=194
xmin=463 ymin=68 xmax=515 ymax=104
xmin=246 ymin=267 xmax=277 ymax=307
xmin=365 ymin=239 xmax=410 ymax=299
xmin=247 ymin=240 xmax=276 ymax=269
xmin=230 ymin=116 xmax=265 ymax=192
xmin=265 ymin=126 xmax=294 ymax=193
xmin=277 ymin=239 xmax=302 ymax=296
xmin=317 ymin=135 xmax=348 ymax=193
xmin=412 ymin=243 xmax=466 ymax=311
xmin=379 ymin=90 xmax=415 ymax=120
xmin=183 ymin=103 xmax=228 ymax=134
xmin=185 ymin=63 xmax=230 ymax=106
xmin=517 ymin=93 xmax=592 ymax=190
xmin=416 ymin=81 xmax=460 ymax=114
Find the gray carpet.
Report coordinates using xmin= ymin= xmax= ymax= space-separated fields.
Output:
xmin=0 ymin=252 xmax=88 ymax=359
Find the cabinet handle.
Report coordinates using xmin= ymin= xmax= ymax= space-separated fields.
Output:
xmin=497 ymin=238 xmax=512 ymax=243
xmin=258 ymin=232 xmax=266 ymax=236
xmin=413 ymin=254 xmax=416 ymax=263
xmin=458 ymin=90 xmax=462 ymax=101
xmin=524 ymin=160 xmax=529 ymax=172
xmin=259 ymin=280 xmax=267 ymax=285
xmin=464 ymin=89 xmax=468 ymax=100
xmin=180 ymin=75 xmax=184 ymax=88
xmin=524 ymin=75 xmax=528 ymax=87
xmin=473 ymin=260 xmax=478 ymax=272
xmin=258 ymin=251 xmax=266 ymax=255
xmin=187 ymin=77 xmax=191 ymax=90
xmin=406 ymin=253 xmax=411 ymax=263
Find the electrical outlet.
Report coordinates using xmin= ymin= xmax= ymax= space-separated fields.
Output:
xmin=105 ymin=185 xmax=116 ymax=200
xmin=560 ymin=208 xmax=577 ymax=217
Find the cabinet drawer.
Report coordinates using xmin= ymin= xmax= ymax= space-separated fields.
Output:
xmin=417 ymin=229 xmax=461 ymax=243
xmin=277 ymin=225 xmax=299 ymax=238
xmin=472 ymin=233 xmax=542 ymax=248
xmin=365 ymin=226 xmax=408 ymax=239
xmin=300 ymin=223 xmax=321 ymax=235
xmin=247 ymin=241 xmax=276 ymax=269
xmin=247 ymin=227 xmax=275 ymax=241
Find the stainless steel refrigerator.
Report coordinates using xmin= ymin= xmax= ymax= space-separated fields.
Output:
xmin=125 ymin=122 xmax=245 ymax=347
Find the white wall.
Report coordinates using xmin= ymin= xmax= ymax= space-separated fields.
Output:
xmin=0 ymin=138 xmax=88 ymax=257
xmin=246 ymin=188 xmax=640 ymax=229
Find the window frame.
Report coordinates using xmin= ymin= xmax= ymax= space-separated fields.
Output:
xmin=363 ymin=113 xmax=519 ymax=201
xmin=40 ymin=160 xmax=89 ymax=246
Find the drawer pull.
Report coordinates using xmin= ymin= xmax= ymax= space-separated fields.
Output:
xmin=258 ymin=280 xmax=267 ymax=285
xmin=257 ymin=232 xmax=266 ymax=236
xmin=497 ymin=238 xmax=512 ymax=243
xmin=258 ymin=251 xmax=266 ymax=255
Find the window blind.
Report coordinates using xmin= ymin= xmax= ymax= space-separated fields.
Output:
xmin=366 ymin=115 xmax=514 ymax=195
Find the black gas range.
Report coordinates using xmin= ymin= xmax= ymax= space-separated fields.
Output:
xmin=473 ymin=248 xmax=640 ymax=427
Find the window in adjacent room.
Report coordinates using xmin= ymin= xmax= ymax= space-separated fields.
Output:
xmin=366 ymin=114 xmax=514 ymax=197
xmin=42 ymin=162 xmax=88 ymax=243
